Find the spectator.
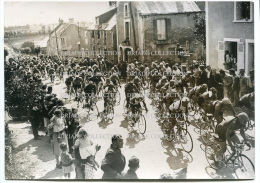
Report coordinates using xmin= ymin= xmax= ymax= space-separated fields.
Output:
xmin=215 ymin=69 xmax=224 ymax=100
xmin=60 ymin=142 xmax=74 ymax=178
xmin=222 ymin=70 xmax=234 ymax=102
xmin=121 ymin=156 xmax=140 ymax=179
xmin=198 ymin=65 xmax=207 ymax=85
xmin=239 ymin=69 xmax=250 ymax=97
xmin=101 ymin=134 xmax=126 ymax=179
xmin=193 ymin=64 xmax=200 ymax=86
xmin=248 ymin=69 xmax=254 ymax=92
xmin=28 ymin=100 xmax=42 ymax=140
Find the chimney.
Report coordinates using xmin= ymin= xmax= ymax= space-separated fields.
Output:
xmin=59 ymin=18 xmax=64 ymax=24
xmin=69 ymin=18 xmax=74 ymax=24
xmin=109 ymin=1 xmax=117 ymax=8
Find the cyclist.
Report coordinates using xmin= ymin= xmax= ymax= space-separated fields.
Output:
xmin=84 ymin=81 xmax=97 ymax=108
xmin=103 ymin=82 xmax=116 ymax=114
xmin=238 ymin=92 xmax=254 ymax=120
xmin=72 ymin=76 xmax=83 ymax=97
xmin=212 ymin=98 xmax=237 ymax=124
xmin=197 ymin=87 xmax=218 ymax=113
xmin=188 ymin=84 xmax=208 ymax=103
xmin=133 ymin=76 xmax=143 ymax=93
xmin=214 ymin=112 xmax=251 ymax=166
xmin=125 ymin=80 xmax=138 ymax=110
xmin=110 ymin=72 xmax=120 ymax=88
xmin=129 ymin=93 xmax=148 ymax=127
xmin=166 ymin=97 xmax=191 ymax=135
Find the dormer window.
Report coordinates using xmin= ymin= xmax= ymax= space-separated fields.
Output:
xmin=124 ymin=3 xmax=129 ymax=17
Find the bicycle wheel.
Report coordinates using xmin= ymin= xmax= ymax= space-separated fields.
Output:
xmin=107 ymin=104 xmax=114 ymax=121
xmin=115 ymin=89 xmax=121 ymax=105
xmin=200 ymin=123 xmax=215 ymax=146
xmin=138 ymin=114 xmax=146 ymax=135
xmin=180 ymin=129 xmax=193 ymax=153
xmin=205 ymin=145 xmax=223 ymax=170
xmin=234 ymin=154 xmax=255 ymax=179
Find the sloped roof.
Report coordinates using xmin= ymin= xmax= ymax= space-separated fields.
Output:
xmin=96 ymin=7 xmax=117 ymax=18
xmin=50 ymin=23 xmax=70 ymax=37
xmin=134 ymin=1 xmax=201 ymax=15
xmin=104 ymin=14 xmax=116 ymax=30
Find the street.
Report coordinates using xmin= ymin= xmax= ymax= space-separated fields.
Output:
xmin=7 ymin=76 xmax=255 ymax=179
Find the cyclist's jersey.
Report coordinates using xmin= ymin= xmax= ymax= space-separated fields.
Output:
xmin=125 ymin=82 xmax=137 ymax=94
xmin=169 ymin=99 xmax=190 ymax=113
xmin=65 ymin=76 xmax=74 ymax=85
xmin=73 ymin=77 xmax=82 ymax=85
xmin=110 ymin=75 xmax=119 ymax=85
xmin=239 ymin=92 xmax=254 ymax=111
xmin=89 ymin=76 xmax=102 ymax=85
xmin=130 ymin=97 xmax=144 ymax=107
xmin=84 ymin=83 xmax=96 ymax=94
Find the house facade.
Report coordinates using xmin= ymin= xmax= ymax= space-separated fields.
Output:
xmin=47 ymin=19 xmax=81 ymax=56
xmin=206 ymin=1 xmax=254 ymax=75
xmin=79 ymin=7 xmax=117 ymax=61
xmin=116 ymin=1 xmax=203 ymax=64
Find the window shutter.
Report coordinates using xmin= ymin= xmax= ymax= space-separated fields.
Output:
xmin=166 ymin=19 xmax=171 ymax=40
xmin=153 ymin=19 xmax=157 ymax=40
xmin=217 ymin=41 xmax=225 ymax=69
xmin=237 ymin=42 xmax=245 ymax=71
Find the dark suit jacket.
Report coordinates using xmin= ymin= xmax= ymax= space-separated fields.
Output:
xmin=101 ymin=145 xmax=126 ymax=179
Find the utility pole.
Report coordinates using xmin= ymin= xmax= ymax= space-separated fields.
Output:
xmin=54 ymin=23 xmax=59 ymax=56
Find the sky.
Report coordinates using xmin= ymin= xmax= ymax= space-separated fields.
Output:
xmin=4 ymin=1 xmax=110 ymax=27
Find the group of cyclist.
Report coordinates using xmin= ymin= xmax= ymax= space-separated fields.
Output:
xmin=5 ymin=53 xmax=254 ymax=170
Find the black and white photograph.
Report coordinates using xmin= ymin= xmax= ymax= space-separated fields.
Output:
xmin=2 ymin=0 xmax=258 ymax=180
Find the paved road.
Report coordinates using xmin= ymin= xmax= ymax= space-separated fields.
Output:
xmin=7 ymin=75 xmax=255 ymax=179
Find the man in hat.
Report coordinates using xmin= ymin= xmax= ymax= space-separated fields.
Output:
xmin=101 ymin=135 xmax=126 ymax=179
xmin=193 ymin=64 xmax=200 ymax=86
xmin=248 ymin=69 xmax=254 ymax=92
xmin=28 ymin=100 xmax=42 ymax=140
xmin=221 ymin=69 xmax=233 ymax=102
xmin=198 ymin=65 xmax=207 ymax=85
xmin=239 ymin=69 xmax=250 ymax=97
xmin=121 ymin=156 xmax=140 ymax=179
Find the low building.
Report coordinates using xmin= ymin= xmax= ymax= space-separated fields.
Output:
xmin=80 ymin=7 xmax=117 ymax=61
xmin=206 ymin=1 xmax=254 ymax=74
xmin=47 ymin=18 xmax=81 ymax=56
xmin=116 ymin=1 xmax=203 ymax=64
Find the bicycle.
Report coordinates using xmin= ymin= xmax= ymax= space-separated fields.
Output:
xmin=162 ymin=117 xmax=193 ymax=153
xmin=83 ymin=96 xmax=99 ymax=122
xmin=103 ymin=97 xmax=115 ymax=122
xmin=205 ymin=140 xmax=254 ymax=179
xmin=199 ymin=113 xmax=218 ymax=146
xmin=128 ymin=105 xmax=147 ymax=135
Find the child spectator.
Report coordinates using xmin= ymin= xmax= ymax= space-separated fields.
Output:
xmin=122 ymin=156 xmax=140 ymax=179
xmin=60 ymin=142 xmax=74 ymax=178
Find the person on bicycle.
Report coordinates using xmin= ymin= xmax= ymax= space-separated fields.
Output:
xmin=212 ymin=98 xmax=237 ymax=124
xmin=197 ymin=87 xmax=218 ymax=113
xmin=73 ymin=76 xmax=83 ymax=97
xmin=167 ymin=97 xmax=191 ymax=135
xmin=129 ymin=93 xmax=148 ymax=127
xmin=58 ymin=64 xmax=65 ymax=81
xmin=49 ymin=67 xmax=55 ymax=84
xmin=125 ymin=80 xmax=138 ymax=110
xmin=214 ymin=112 xmax=251 ymax=166
xmin=188 ymin=84 xmax=208 ymax=104
xmin=84 ymin=81 xmax=97 ymax=108
xmin=238 ymin=92 xmax=254 ymax=120
xmin=103 ymin=82 xmax=116 ymax=114
xmin=133 ymin=76 xmax=143 ymax=93
xmin=110 ymin=73 xmax=120 ymax=88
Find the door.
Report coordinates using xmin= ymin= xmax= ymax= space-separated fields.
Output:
xmin=218 ymin=41 xmax=225 ymax=69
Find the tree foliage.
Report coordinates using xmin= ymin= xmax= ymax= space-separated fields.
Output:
xmin=193 ymin=13 xmax=206 ymax=49
xmin=34 ymin=46 xmax=41 ymax=56
xmin=21 ymin=41 xmax=35 ymax=52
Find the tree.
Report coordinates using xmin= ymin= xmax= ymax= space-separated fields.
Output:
xmin=4 ymin=48 xmax=9 ymax=61
xmin=193 ymin=13 xmax=206 ymax=49
xmin=21 ymin=41 xmax=35 ymax=52
xmin=34 ymin=46 xmax=41 ymax=56
xmin=22 ymin=47 xmax=31 ymax=54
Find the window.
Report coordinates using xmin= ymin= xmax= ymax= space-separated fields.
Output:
xmin=104 ymin=31 xmax=106 ymax=44
xmin=125 ymin=21 xmax=130 ymax=41
xmin=97 ymin=31 xmax=100 ymax=39
xmin=157 ymin=19 xmax=166 ymax=40
xmin=124 ymin=3 xmax=129 ymax=17
xmin=61 ymin=37 xmax=66 ymax=46
xmin=234 ymin=2 xmax=253 ymax=22
xmin=91 ymin=31 xmax=94 ymax=38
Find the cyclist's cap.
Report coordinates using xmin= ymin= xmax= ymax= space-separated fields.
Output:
xmin=54 ymin=109 xmax=62 ymax=115
xmin=237 ymin=112 xmax=249 ymax=125
xmin=60 ymin=142 xmax=67 ymax=150
xmin=128 ymin=156 xmax=140 ymax=167
xmin=112 ymin=134 xmax=123 ymax=142
xmin=222 ymin=98 xmax=232 ymax=105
